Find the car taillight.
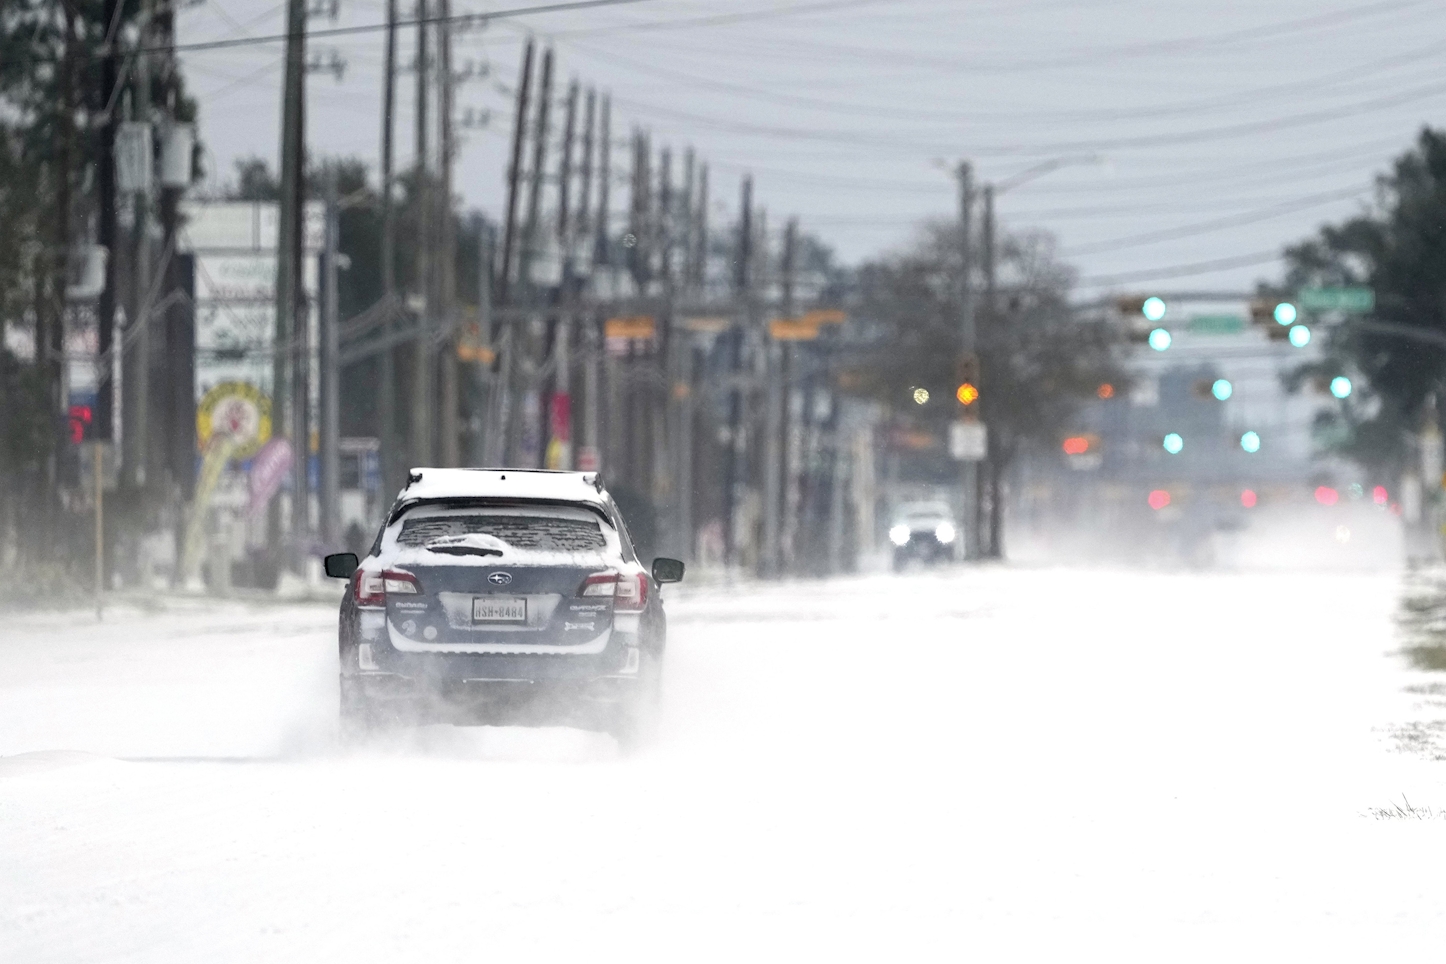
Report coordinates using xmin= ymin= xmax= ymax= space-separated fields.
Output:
xmin=580 ymin=571 xmax=619 ymax=597
xmin=614 ymin=571 xmax=648 ymax=612
xmin=382 ymin=569 xmax=422 ymax=594
xmin=353 ymin=569 xmax=385 ymax=608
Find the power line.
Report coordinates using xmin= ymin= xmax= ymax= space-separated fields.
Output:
xmin=559 ymin=28 xmax=1446 ymax=127
xmin=1059 ymin=185 xmax=1372 ymax=257
xmin=158 ymin=0 xmax=662 ymax=54
xmin=538 ymin=0 xmax=899 ymax=39
xmin=606 ymin=76 xmax=1446 ymax=159
xmin=566 ymin=0 xmax=1428 ymax=77
xmin=1078 ymin=251 xmax=1284 ymax=288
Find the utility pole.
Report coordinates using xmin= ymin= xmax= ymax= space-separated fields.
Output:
xmin=549 ymin=79 xmax=578 ymax=471
xmin=723 ymin=175 xmax=752 ymax=571
xmin=471 ymin=214 xmax=494 ymax=464
xmin=576 ymin=89 xmax=595 ymax=262
xmin=694 ymin=162 xmax=708 ymax=291
xmin=780 ymin=217 xmax=799 ymax=573
xmin=124 ymin=0 xmax=155 ymax=494
xmin=955 ymin=161 xmax=979 ymax=561
xmin=516 ymin=46 xmax=553 ymax=467
xmin=981 ymin=182 xmax=998 ymax=558
xmin=437 ymin=0 xmax=459 ymax=466
xmin=765 ymin=217 xmax=797 ymax=577
xmin=320 ymin=166 xmax=341 ymax=545
xmin=410 ymin=0 xmax=433 ymax=469
xmin=379 ymin=0 xmax=398 ymax=489
xmin=493 ymin=39 xmax=533 ymax=465
xmin=97 ymin=0 xmax=119 ymax=452
xmin=270 ymin=0 xmax=306 ymax=566
xmin=583 ymin=94 xmax=610 ymax=474
xmin=674 ymin=147 xmax=696 ymax=561
xmin=519 ymin=47 xmax=553 ymax=296
xmin=496 ymin=39 xmax=532 ymax=307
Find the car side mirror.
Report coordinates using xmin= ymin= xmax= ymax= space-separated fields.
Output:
xmin=651 ymin=557 xmax=685 ymax=584
xmin=324 ymin=552 xmax=359 ymax=580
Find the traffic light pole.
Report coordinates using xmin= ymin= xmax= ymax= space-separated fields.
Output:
xmin=956 ymin=161 xmax=980 ymax=561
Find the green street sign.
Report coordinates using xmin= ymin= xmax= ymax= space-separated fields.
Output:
xmin=1188 ymin=314 xmax=1245 ymax=334
xmin=1299 ymin=286 xmax=1374 ymax=313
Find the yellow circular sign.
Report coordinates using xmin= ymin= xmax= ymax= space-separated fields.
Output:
xmin=197 ymin=381 xmax=272 ymax=460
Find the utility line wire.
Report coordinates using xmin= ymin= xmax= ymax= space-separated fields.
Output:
xmin=607 ymin=77 xmax=1446 ymax=158
xmin=155 ymin=0 xmax=660 ymax=54
xmin=558 ymin=32 xmax=1446 ymax=126
xmin=1078 ymin=251 xmax=1284 ymax=287
xmin=566 ymin=0 xmax=1427 ymax=76
xmin=1059 ymin=186 xmax=1372 ymax=257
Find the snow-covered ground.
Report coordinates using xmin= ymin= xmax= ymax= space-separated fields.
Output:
xmin=4 ymin=565 xmax=1446 ymax=960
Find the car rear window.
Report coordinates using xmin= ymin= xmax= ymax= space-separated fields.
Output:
xmin=396 ymin=514 xmax=607 ymax=552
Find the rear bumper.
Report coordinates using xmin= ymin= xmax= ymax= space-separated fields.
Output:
xmin=346 ymin=666 xmax=644 ymax=728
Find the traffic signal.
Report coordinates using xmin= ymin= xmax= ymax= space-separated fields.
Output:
xmin=955 ymin=353 xmax=980 ymax=406
xmin=1191 ymin=378 xmax=1232 ymax=400
xmin=1062 ymin=435 xmax=1095 ymax=455
xmin=1249 ymin=299 xmax=1293 ymax=341
xmin=1330 ymin=376 xmax=1352 ymax=398
xmin=67 ymin=404 xmax=94 ymax=444
xmin=1288 ymin=325 xmax=1311 ymax=348
xmin=1240 ymin=431 xmax=1261 ymax=453
xmin=1119 ymin=297 xmax=1169 ymax=347
xmin=1163 ymin=432 xmax=1184 ymax=454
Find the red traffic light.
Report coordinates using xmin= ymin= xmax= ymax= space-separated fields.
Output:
xmin=1062 ymin=436 xmax=1090 ymax=455
xmin=67 ymin=404 xmax=93 ymax=445
xmin=1148 ymin=489 xmax=1170 ymax=510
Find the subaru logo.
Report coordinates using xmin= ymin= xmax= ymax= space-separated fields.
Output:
xmin=488 ymin=571 xmax=512 ymax=586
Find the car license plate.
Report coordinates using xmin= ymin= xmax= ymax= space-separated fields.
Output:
xmin=473 ymin=596 xmax=527 ymax=623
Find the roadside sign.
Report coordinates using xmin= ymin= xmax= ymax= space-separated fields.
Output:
xmin=769 ymin=318 xmax=820 ymax=341
xmin=604 ymin=315 xmax=656 ymax=339
xmin=682 ymin=316 xmax=730 ymax=333
xmin=801 ymin=309 xmax=846 ymax=326
xmin=949 ymin=421 xmax=988 ymax=461
xmin=1299 ymin=287 xmax=1374 ymax=313
xmin=456 ymin=343 xmax=496 ymax=364
xmin=1187 ymin=314 xmax=1245 ymax=334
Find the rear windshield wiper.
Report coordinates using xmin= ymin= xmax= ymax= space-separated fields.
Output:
xmin=427 ymin=544 xmax=504 ymax=557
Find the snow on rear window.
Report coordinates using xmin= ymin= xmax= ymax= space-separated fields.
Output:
xmin=397 ymin=514 xmax=606 ymax=552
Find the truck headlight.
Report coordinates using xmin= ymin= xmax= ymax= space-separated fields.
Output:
xmin=935 ymin=522 xmax=956 ymax=544
xmin=889 ymin=524 xmax=910 ymax=547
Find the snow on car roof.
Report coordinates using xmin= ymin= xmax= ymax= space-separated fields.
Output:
xmin=394 ymin=468 xmax=609 ymax=508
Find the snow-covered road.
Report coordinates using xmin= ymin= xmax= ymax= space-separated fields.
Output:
xmin=4 ymin=566 xmax=1446 ymax=961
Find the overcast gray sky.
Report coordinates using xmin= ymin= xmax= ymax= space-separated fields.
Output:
xmin=178 ymin=0 xmax=1446 ymax=296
